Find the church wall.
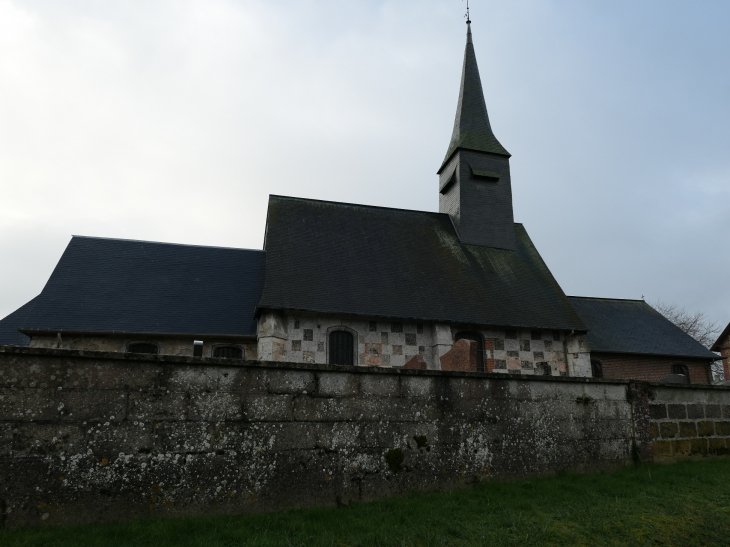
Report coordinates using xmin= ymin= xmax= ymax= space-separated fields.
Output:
xmin=29 ymin=335 xmax=257 ymax=360
xmin=591 ymin=352 xmax=712 ymax=385
xmin=257 ymin=311 xmax=588 ymax=378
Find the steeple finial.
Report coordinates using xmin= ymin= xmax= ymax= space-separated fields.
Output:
xmin=465 ymin=0 xmax=471 ymax=24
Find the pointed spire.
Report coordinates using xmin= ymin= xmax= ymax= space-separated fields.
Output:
xmin=439 ymin=21 xmax=509 ymax=172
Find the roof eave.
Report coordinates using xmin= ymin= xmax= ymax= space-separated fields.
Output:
xmin=19 ymin=328 xmax=257 ymax=341
xmin=437 ymin=145 xmax=512 ymax=174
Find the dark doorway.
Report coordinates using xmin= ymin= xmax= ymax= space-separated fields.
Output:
xmin=329 ymin=331 xmax=354 ymax=366
xmin=591 ymin=360 xmax=603 ymax=379
xmin=455 ymin=331 xmax=485 ymax=372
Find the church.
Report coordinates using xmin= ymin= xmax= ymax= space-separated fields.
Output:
xmin=0 ymin=22 xmax=718 ymax=384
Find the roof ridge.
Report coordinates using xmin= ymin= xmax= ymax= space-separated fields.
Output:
xmin=568 ymin=295 xmax=646 ymax=303
xmin=269 ymin=195 xmax=447 ymax=217
xmin=71 ymin=235 xmax=265 ymax=253
xmin=270 ymin=195 xmax=527 ymax=228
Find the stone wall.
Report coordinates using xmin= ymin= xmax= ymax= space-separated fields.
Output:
xmin=3 ymin=346 xmax=727 ymax=530
xmin=256 ymin=311 xmax=586 ymax=378
xmin=649 ymin=385 xmax=730 ymax=461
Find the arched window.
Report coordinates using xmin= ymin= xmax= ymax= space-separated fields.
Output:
xmin=672 ymin=363 xmax=690 ymax=384
xmin=591 ymin=359 xmax=603 ymax=379
xmin=329 ymin=330 xmax=354 ymax=366
xmin=127 ymin=342 xmax=158 ymax=355
xmin=455 ymin=331 xmax=485 ymax=372
xmin=214 ymin=346 xmax=243 ymax=359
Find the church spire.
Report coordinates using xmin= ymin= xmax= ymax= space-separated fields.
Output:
xmin=439 ymin=19 xmax=509 ymax=173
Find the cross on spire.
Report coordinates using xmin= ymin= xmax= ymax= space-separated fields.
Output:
xmin=465 ymin=0 xmax=471 ymax=24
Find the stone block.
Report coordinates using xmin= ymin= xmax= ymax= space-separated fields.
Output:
xmin=650 ymin=423 xmax=659 ymax=439
xmin=58 ymin=389 xmax=127 ymax=422
xmin=401 ymin=376 xmax=434 ymax=398
xmin=314 ymin=422 xmax=361 ymax=450
xmin=697 ymin=420 xmax=715 ymax=437
xmin=85 ymin=422 xmax=155 ymax=458
xmin=690 ymin=438 xmax=708 ymax=456
xmin=162 ymin=365 xmax=219 ymax=392
xmin=723 ymin=405 xmax=730 ymax=419
xmin=671 ymin=439 xmax=692 ymax=457
xmin=218 ymin=368 xmax=266 ymax=393
xmin=317 ymin=373 xmax=359 ymax=397
xmin=660 ymin=422 xmax=678 ymax=438
xmin=0 ymin=423 xmax=12 ymax=457
xmin=11 ymin=423 xmax=84 ymax=456
xmin=243 ymin=394 xmax=292 ymax=421
xmin=649 ymin=404 xmax=667 ymax=420
xmin=714 ymin=421 xmax=730 ymax=436
xmin=293 ymin=397 xmax=357 ymax=422
xmin=86 ymin=362 xmax=160 ymax=390
xmin=705 ymin=404 xmax=721 ymax=419
xmin=686 ymin=404 xmax=704 ymax=419
xmin=189 ymin=392 xmax=243 ymax=422
xmin=667 ymin=404 xmax=687 ymax=419
xmin=359 ymin=374 xmax=399 ymax=397
xmin=709 ymin=438 xmax=729 ymax=456
xmin=678 ymin=422 xmax=697 ymax=438
xmin=155 ymin=422 xmax=212 ymax=453
xmin=128 ymin=391 xmax=187 ymax=422
xmin=652 ymin=440 xmax=672 ymax=458
xmin=266 ymin=370 xmax=315 ymax=394
xmin=268 ymin=422 xmax=317 ymax=450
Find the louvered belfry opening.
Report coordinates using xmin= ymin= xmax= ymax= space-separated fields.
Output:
xmin=214 ymin=346 xmax=243 ymax=359
xmin=455 ymin=331 xmax=485 ymax=372
xmin=329 ymin=330 xmax=354 ymax=366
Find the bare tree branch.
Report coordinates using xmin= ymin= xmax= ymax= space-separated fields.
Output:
xmin=651 ymin=300 xmax=724 ymax=381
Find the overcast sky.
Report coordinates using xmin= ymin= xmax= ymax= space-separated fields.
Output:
xmin=1 ymin=0 xmax=728 ymax=329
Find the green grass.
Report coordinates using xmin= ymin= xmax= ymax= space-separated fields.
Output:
xmin=4 ymin=459 xmax=730 ymax=546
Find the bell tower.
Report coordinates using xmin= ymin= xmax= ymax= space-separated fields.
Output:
xmin=438 ymin=20 xmax=516 ymax=250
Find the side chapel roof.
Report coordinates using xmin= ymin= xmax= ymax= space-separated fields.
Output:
xmin=0 ymin=296 xmax=38 ymax=346
xmin=568 ymin=296 xmax=719 ymax=360
xmin=257 ymin=195 xmax=586 ymax=331
xmin=17 ymin=236 xmax=265 ymax=337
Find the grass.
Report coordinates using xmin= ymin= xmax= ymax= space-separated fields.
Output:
xmin=3 ymin=459 xmax=730 ymax=546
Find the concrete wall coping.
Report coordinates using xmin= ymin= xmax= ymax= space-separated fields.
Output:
xmin=3 ymin=345 xmax=729 ymax=391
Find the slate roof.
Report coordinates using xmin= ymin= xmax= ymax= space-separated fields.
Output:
xmin=258 ymin=195 xmax=587 ymax=331
xmin=568 ymin=297 xmax=718 ymax=360
xmin=0 ymin=297 xmax=38 ymax=346
xmin=440 ymin=22 xmax=509 ymax=173
xmin=19 ymin=236 xmax=265 ymax=337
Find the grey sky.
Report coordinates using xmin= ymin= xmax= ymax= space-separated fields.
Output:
xmin=1 ymin=0 xmax=728 ymax=329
